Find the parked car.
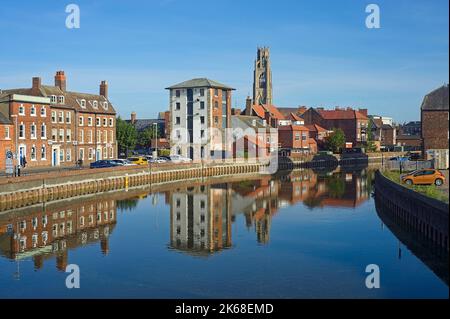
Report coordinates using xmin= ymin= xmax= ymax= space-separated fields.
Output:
xmin=111 ymin=159 xmax=137 ymax=166
xmin=401 ymin=169 xmax=445 ymax=186
xmin=170 ymin=155 xmax=192 ymax=163
xmin=408 ymin=153 xmax=421 ymax=161
xmin=149 ymin=157 xmax=168 ymax=163
xmin=127 ymin=157 xmax=148 ymax=165
xmin=90 ymin=160 xmax=121 ymax=169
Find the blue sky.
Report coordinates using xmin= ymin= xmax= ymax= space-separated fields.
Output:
xmin=0 ymin=0 xmax=448 ymax=123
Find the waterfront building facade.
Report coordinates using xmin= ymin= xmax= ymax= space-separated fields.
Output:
xmin=166 ymin=78 xmax=234 ymax=161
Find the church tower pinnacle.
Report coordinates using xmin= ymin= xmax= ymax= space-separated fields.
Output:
xmin=253 ymin=47 xmax=273 ymax=106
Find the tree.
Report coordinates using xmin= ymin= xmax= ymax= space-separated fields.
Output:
xmin=137 ymin=126 xmax=159 ymax=149
xmin=116 ymin=117 xmax=137 ymax=157
xmin=325 ymin=128 xmax=346 ymax=153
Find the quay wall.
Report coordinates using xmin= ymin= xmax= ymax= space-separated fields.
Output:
xmin=374 ymin=170 xmax=449 ymax=251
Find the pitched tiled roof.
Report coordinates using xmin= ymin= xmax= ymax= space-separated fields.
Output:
xmin=278 ymin=124 xmax=309 ymax=131
xmin=252 ymin=104 xmax=286 ymax=120
xmin=125 ymin=118 xmax=164 ymax=132
xmin=317 ymin=109 xmax=368 ymax=120
xmin=305 ymin=124 xmax=328 ymax=133
xmin=421 ymin=84 xmax=449 ymax=111
xmin=3 ymin=85 xmax=116 ymax=115
xmin=166 ymin=78 xmax=235 ymax=90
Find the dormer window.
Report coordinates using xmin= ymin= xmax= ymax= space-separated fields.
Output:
xmin=58 ymin=96 xmax=65 ymax=104
xmin=92 ymin=101 xmax=98 ymax=108
xmin=102 ymin=102 xmax=108 ymax=110
xmin=80 ymin=99 xmax=86 ymax=108
xmin=50 ymin=95 xmax=57 ymax=103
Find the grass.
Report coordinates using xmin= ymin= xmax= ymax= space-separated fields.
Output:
xmin=382 ymin=170 xmax=449 ymax=204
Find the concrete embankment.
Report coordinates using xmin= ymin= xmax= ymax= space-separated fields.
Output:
xmin=0 ymin=160 xmax=269 ymax=212
xmin=374 ymin=170 xmax=449 ymax=251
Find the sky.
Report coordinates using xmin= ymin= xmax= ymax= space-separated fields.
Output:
xmin=0 ymin=0 xmax=448 ymax=123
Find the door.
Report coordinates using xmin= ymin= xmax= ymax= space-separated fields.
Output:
xmin=422 ymin=170 xmax=436 ymax=184
xmin=96 ymin=148 xmax=101 ymax=161
xmin=413 ymin=171 xmax=426 ymax=184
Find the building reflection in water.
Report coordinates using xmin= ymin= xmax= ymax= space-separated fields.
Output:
xmin=0 ymin=190 xmax=152 ymax=272
xmin=169 ymin=184 xmax=232 ymax=255
xmin=168 ymin=168 xmax=372 ymax=253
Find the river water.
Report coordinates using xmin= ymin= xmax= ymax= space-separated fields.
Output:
xmin=0 ymin=167 xmax=448 ymax=298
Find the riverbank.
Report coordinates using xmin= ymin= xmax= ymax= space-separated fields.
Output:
xmin=374 ymin=170 xmax=449 ymax=251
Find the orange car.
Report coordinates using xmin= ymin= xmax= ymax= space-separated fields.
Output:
xmin=401 ymin=169 xmax=445 ymax=186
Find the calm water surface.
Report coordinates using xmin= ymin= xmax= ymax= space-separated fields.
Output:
xmin=0 ymin=167 xmax=448 ymax=298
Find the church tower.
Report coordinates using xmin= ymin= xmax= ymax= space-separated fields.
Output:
xmin=253 ymin=47 xmax=273 ymax=106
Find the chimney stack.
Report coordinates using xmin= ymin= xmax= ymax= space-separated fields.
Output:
xmin=358 ymin=108 xmax=368 ymax=117
xmin=32 ymin=77 xmax=41 ymax=95
xmin=54 ymin=71 xmax=66 ymax=91
xmin=131 ymin=112 xmax=137 ymax=124
xmin=100 ymin=80 xmax=108 ymax=98
xmin=245 ymin=96 xmax=253 ymax=116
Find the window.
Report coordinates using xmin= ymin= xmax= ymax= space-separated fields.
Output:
xmin=79 ymin=130 xmax=84 ymax=144
xmin=51 ymin=111 xmax=56 ymax=123
xmin=58 ymin=96 xmax=64 ymax=104
xmin=50 ymin=95 xmax=57 ymax=103
xmin=103 ymin=130 xmax=108 ymax=143
xmin=175 ymin=90 xmax=181 ymax=98
xmin=58 ymin=111 xmax=64 ymax=123
xmin=41 ymin=123 xmax=46 ymax=139
xmin=200 ymin=130 xmax=205 ymax=138
xmin=88 ymin=130 xmax=93 ymax=143
xmin=175 ymin=117 xmax=180 ymax=125
xmin=5 ymin=126 xmax=10 ymax=139
xmin=109 ymin=118 xmax=113 ymax=127
xmin=30 ymin=105 xmax=36 ymax=116
xmin=88 ymin=117 xmax=93 ymax=126
xmin=200 ymin=101 xmax=205 ymax=110
xmin=302 ymin=132 xmax=307 ymax=141
xmin=88 ymin=148 xmax=94 ymax=160
xmin=103 ymin=118 xmax=107 ymax=127
xmin=102 ymin=102 xmax=108 ymax=110
xmin=59 ymin=129 xmax=64 ymax=142
xmin=66 ymin=129 xmax=71 ymax=142
xmin=214 ymin=88 xmax=219 ymax=96
xmin=214 ymin=116 xmax=219 ymax=125
xmin=96 ymin=118 xmax=101 ymax=127
xmin=175 ymin=102 xmax=181 ymax=110
xmin=52 ymin=129 xmax=57 ymax=141
xmin=66 ymin=149 xmax=71 ymax=161
xmin=109 ymin=130 xmax=113 ymax=143
xmin=80 ymin=99 xmax=86 ymax=108
xmin=41 ymin=146 xmax=46 ymax=160
xmin=79 ymin=148 xmax=84 ymax=160
xmin=31 ymin=146 xmax=36 ymax=160
xmin=79 ymin=116 xmax=84 ymax=126
xmin=214 ymin=101 xmax=218 ymax=109
xmin=18 ymin=104 xmax=25 ymax=115
xmin=93 ymin=101 xmax=98 ymax=108
xmin=60 ymin=149 xmax=64 ymax=162
xmin=65 ymin=112 xmax=71 ymax=124
xmin=295 ymin=133 xmax=300 ymax=141
xmin=200 ymin=116 xmax=205 ymax=124
xmin=200 ymin=88 xmax=205 ymax=97
xmin=19 ymin=123 xmax=25 ymax=139
xmin=97 ymin=130 xmax=101 ymax=143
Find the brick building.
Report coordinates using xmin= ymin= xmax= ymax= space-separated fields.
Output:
xmin=0 ymin=112 xmax=14 ymax=170
xmin=421 ymin=84 xmax=449 ymax=168
xmin=0 ymin=71 xmax=117 ymax=168
xmin=0 ymin=93 xmax=51 ymax=169
xmin=302 ymin=107 xmax=369 ymax=147
xmin=278 ymin=124 xmax=317 ymax=157
xmin=166 ymin=78 xmax=234 ymax=161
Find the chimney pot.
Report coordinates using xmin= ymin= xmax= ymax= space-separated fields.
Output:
xmin=54 ymin=71 xmax=67 ymax=92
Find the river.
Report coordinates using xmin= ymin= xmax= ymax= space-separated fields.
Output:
xmin=0 ymin=166 xmax=448 ymax=298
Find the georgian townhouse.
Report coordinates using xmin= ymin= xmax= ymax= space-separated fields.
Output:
xmin=0 ymin=71 xmax=117 ymax=168
xmin=0 ymin=90 xmax=51 ymax=168
xmin=0 ymin=112 xmax=14 ymax=170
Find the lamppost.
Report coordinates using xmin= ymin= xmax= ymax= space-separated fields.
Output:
xmin=11 ymin=114 xmax=18 ymax=176
xmin=153 ymin=122 xmax=158 ymax=158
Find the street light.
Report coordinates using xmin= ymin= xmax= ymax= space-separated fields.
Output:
xmin=153 ymin=122 xmax=158 ymax=158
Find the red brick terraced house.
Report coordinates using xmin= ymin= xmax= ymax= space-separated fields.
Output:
xmin=0 ymin=91 xmax=52 ymax=169
xmin=421 ymin=84 xmax=449 ymax=169
xmin=302 ymin=107 xmax=369 ymax=147
xmin=0 ymin=112 xmax=14 ymax=170
xmin=0 ymin=71 xmax=117 ymax=168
